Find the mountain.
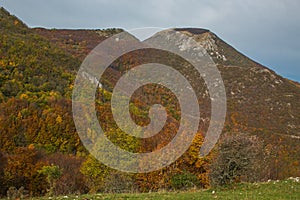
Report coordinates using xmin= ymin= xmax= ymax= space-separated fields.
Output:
xmin=33 ymin=25 xmax=300 ymax=138
xmin=0 ymin=7 xmax=299 ymax=196
xmin=146 ymin=28 xmax=300 ymax=179
xmin=152 ymin=28 xmax=300 ymax=137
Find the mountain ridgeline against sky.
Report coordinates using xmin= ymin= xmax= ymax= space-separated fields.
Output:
xmin=34 ymin=24 xmax=300 ymax=138
xmin=0 ymin=7 xmax=299 ymax=195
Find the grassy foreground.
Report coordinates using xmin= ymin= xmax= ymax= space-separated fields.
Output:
xmin=7 ymin=178 xmax=300 ymax=200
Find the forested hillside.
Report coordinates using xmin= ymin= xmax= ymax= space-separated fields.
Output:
xmin=0 ymin=7 xmax=299 ymax=198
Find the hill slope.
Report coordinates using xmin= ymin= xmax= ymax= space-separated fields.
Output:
xmin=33 ymin=26 xmax=300 ymax=138
xmin=33 ymin=25 xmax=300 ymax=178
xmin=0 ymin=7 xmax=299 ymax=196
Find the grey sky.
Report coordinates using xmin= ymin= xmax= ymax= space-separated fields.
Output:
xmin=1 ymin=0 xmax=299 ymax=82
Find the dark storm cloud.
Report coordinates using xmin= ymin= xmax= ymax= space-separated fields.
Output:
xmin=1 ymin=0 xmax=299 ymax=81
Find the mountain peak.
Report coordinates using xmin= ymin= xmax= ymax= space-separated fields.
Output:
xmin=152 ymin=28 xmax=251 ymax=67
xmin=173 ymin=28 xmax=210 ymax=35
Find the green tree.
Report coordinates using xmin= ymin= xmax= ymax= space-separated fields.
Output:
xmin=38 ymin=165 xmax=62 ymax=196
xmin=80 ymin=155 xmax=110 ymax=193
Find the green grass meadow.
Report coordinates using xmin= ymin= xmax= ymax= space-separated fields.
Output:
xmin=20 ymin=178 xmax=299 ymax=200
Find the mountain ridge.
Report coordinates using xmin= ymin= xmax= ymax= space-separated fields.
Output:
xmin=1 ymin=6 xmax=299 ymax=141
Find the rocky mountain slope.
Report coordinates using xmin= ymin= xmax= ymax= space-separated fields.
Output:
xmin=35 ymin=25 xmax=300 ymax=138
xmin=33 ymin=24 xmax=300 ymax=178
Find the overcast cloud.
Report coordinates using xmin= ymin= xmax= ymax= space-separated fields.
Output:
xmin=1 ymin=0 xmax=299 ymax=82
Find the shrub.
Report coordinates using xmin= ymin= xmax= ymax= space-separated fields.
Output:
xmin=171 ymin=172 xmax=200 ymax=190
xmin=80 ymin=155 xmax=110 ymax=193
xmin=44 ymin=153 xmax=88 ymax=195
xmin=4 ymin=147 xmax=47 ymax=196
xmin=38 ymin=165 xmax=62 ymax=196
xmin=7 ymin=186 xmax=29 ymax=199
xmin=209 ymin=133 xmax=266 ymax=186
xmin=104 ymin=171 xmax=136 ymax=193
